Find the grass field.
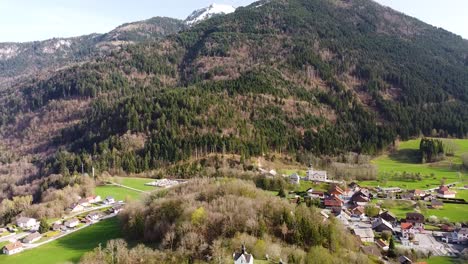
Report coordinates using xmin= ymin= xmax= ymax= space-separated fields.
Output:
xmin=95 ymin=185 xmax=143 ymax=201
xmin=110 ymin=177 xmax=157 ymax=192
xmin=362 ymin=139 xmax=468 ymax=190
xmin=421 ymin=256 xmax=465 ymax=264
xmin=425 ymin=203 xmax=468 ymax=223
xmin=0 ymin=218 xmax=122 ymax=264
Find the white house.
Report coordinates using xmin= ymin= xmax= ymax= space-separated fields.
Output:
xmin=289 ymin=173 xmax=301 ymax=185
xmin=437 ymin=186 xmax=456 ymax=198
xmin=16 ymin=217 xmax=38 ymax=229
xmin=86 ymin=195 xmax=101 ymax=203
xmin=104 ymin=196 xmax=115 ymax=204
xmin=86 ymin=212 xmax=101 ymax=221
xmin=2 ymin=241 xmax=23 ymax=255
xmin=64 ymin=218 xmax=80 ymax=228
xmin=233 ymin=245 xmax=254 ymax=264
xmin=456 ymin=228 xmax=468 ymax=244
xmin=70 ymin=203 xmax=85 ymax=213
xmin=306 ymin=166 xmax=327 ymax=182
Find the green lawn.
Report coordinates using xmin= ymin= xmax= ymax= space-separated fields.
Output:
xmin=111 ymin=177 xmax=157 ymax=192
xmin=375 ymin=199 xmax=415 ymax=219
xmin=0 ymin=218 xmax=122 ymax=264
xmin=454 ymin=189 xmax=468 ymax=201
xmin=95 ymin=185 xmax=143 ymax=201
xmin=425 ymin=203 xmax=468 ymax=223
xmin=361 ymin=139 xmax=468 ymax=190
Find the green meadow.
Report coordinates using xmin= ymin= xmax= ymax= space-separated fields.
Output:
xmin=0 ymin=218 xmax=122 ymax=264
xmin=111 ymin=177 xmax=157 ymax=192
xmin=95 ymin=185 xmax=144 ymax=201
xmin=362 ymin=138 xmax=468 ymax=189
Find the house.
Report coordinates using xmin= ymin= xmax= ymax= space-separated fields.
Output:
xmin=348 ymin=182 xmax=360 ymax=192
xmin=335 ymin=210 xmax=351 ymax=226
xmin=372 ymin=218 xmax=393 ymax=233
xmin=398 ymin=255 xmax=412 ymax=264
xmin=351 ymin=206 xmax=365 ymax=218
xmin=406 ymin=213 xmax=425 ymax=229
xmin=289 ymin=173 xmax=301 ymax=185
xmin=86 ymin=195 xmax=101 ymax=204
xmin=2 ymin=241 xmax=23 ymax=255
xmin=77 ymin=198 xmax=90 ymax=207
xmin=353 ymin=228 xmax=375 ymax=242
xmin=431 ymin=200 xmax=444 ymax=209
xmin=51 ymin=223 xmax=63 ymax=231
xmin=379 ymin=187 xmax=402 ymax=193
xmin=86 ymin=212 xmax=101 ymax=221
xmin=437 ymin=185 xmax=456 ymax=198
xmin=328 ymin=185 xmax=344 ymax=197
xmin=409 ymin=189 xmax=425 ymax=199
xmin=64 ymin=218 xmax=80 ymax=228
xmin=104 ymin=196 xmax=115 ymax=204
xmin=376 ymin=239 xmax=389 ymax=251
xmin=342 ymin=188 xmax=355 ymax=200
xmin=233 ymin=244 xmax=254 ymax=264
xmin=306 ymin=189 xmax=325 ymax=199
xmin=401 ymin=223 xmax=415 ymax=239
xmin=22 ymin=232 xmax=42 ymax=243
xmin=350 ymin=192 xmax=370 ymax=206
xmin=379 ymin=211 xmax=397 ymax=224
xmin=69 ymin=203 xmax=85 ymax=213
xmin=324 ymin=195 xmax=344 ymax=208
xmin=305 ymin=166 xmax=327 ymax=182
xmin=456 ymin=228 xmax=468 ymax=244
xmin=111 ymin=205 xmax=123 ymax=214
xmin=16 ymin=217 xmax=38 ymax=229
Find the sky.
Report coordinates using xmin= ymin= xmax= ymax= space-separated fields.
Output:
xmin=0 ymin=0 xmax=467 ymax=43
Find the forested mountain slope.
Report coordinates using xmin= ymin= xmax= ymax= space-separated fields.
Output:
xmin=0 ymin=17 xmax=185 ymax=87
xmin=1 ymin=0 xmax=468 ymax=191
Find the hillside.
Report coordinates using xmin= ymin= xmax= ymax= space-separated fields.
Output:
xmin=0 ymin=17 xmax=185 ymax=87
xmin=1 ymin=0 xmax=468 ymax=200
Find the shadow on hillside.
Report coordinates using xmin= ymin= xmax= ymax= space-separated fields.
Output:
xmin=388 ymin=149 xmax=421 ymax=164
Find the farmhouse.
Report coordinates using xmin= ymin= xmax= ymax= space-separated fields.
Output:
xmin=372 ymin=218 xmax=393 ymax=233
xmin=2 ymin=241 xmax=23 ymax=255
xmin=22 ymin=232 xmax=42 ymax=243
xmin=86 ymin=212 xmax=102 ymax=221
xmin=16 ymin=217 xmax=38 ymax=229
xmin=350 ymin=191 xmax=370 ymax=206
xmin=305 ymin=166 xmax=327 ymax=182
xmin=401 ymin=223 xmax=415 ymax=239
xmin=104 ymin=196 xmax=116 ymax=204
xmin=456 ymin=228 xmax=468 ymax=244
xmin=431 ymin=200 xmax=444 ymax=209
xmin=324 ymin=195 xmax=344 ymax=209
xmin=379 ymin=211 xmax=397 ymax=224
xmin=52 ymin=222 xmax=63 ymax=231
xmin=353 ymin=228 xmax=374 ymax=242
xmin=405 ymin=213 xmax=424 ymax=230
xmin=233 ymin=244 xmax=254 ymax=264
xmin=351 ymin=206 xmax=365 ymax=218
xmin=64 ymin=218 xmax=80 ymax=228
xmin=86 ymin=195 xmax=101 ymax=203
xmin=69 ymin=203 xmax=85 ymax=213
xmin=409 ymin=189 xmax=425 ymax=198
xmin=306 ymin=189 xmax=325 ymax=199
xmin=289 ymin=173 xmax=301 ymax=185
xmin=328 ymin=185 xmax=344 ymax=197
xmin=437 ymin=185 xmax=456 ymax=198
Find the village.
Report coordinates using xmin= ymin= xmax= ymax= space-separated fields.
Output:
xmin=253 ymin=166 xmax=467 ymax=264
xmin=0 ymin=194 xmax=124 ymax=256
xmin=0 ymin=178 xmax=188 ymax=258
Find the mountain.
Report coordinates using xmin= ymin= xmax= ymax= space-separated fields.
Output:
xmin=0 ymin=17 xmax=186 ymax=88
xmin=1 ymin=0 xmax=467 ymax=197
xmin=185 ymin=3 xmax=236 ymax=25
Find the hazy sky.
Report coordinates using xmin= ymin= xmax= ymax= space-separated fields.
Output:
xmin=0 ymin=0 xmax=467 ymax=42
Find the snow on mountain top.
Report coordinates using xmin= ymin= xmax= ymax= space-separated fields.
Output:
xmin=185 ymin=3 xmax=236 ymax=26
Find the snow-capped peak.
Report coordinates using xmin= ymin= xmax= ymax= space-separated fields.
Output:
xmin=185 ymin=3 xmax=236 ymax=26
